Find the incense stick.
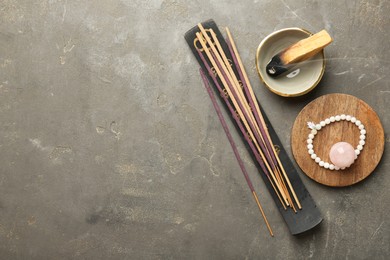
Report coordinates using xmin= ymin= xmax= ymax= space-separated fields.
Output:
xmin=222 ymin=33 xmax=296 ymax=212
xmin=196 ymin=48 xmax=287 ymax=209
xmin=225 ymin=27 xmax=302 ymax=209
xmin=195 ymin=30 xmax=289 ymax=205
xmin=197 ymin=26 xmax=291 ymax=206
xmin=225 ymin=32 xmax=298 ymax=210
xmin=199 ymin=68 xmax=274 ymax=236
xmin=195 ymin=24 xmax=301 ymax=213
xmin=209 ymin=48 xmax=290 ymax=205
xmin=195 ymin=29 xmax=289 ymax=205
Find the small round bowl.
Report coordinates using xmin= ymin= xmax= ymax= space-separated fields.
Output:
xmin=256 ymin=28 xmax=326 ymax=97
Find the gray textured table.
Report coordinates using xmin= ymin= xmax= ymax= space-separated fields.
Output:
xmin=0 ymin=0 xmax=389 ymax=259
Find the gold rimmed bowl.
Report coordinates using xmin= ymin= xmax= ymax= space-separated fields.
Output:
xmin=256 ymin=28 xmax=326 ymax=97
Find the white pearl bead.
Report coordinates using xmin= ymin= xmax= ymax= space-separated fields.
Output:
xmin=324 ymin=162 xmax=330 ymax=169
xmin=307 ymin=115 xmax=365 ymax=172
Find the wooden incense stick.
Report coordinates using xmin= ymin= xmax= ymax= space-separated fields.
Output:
xmin=225 ymin=27 xmax=302 ymax=210
xmin=210 ymin=30 xmax=279 ymax=172
xmin=224 ymin=29 xmax=297 ymax=210
xmin=197 ymin=25 xmax=281 ymax=182
xmin=204 ymin=28 xmax=294 ymax=208
xmin=222 ymin=34 xmax=296 ymax=212
xmin=227 ymin=30 xmax=301 ymax=210
xmin=199 ymin=68 xmax=274 ymax=237
xmin=195 ymin=29 xmax=290 ymax=205
xmin=208 ymin=27 xmax=282 ymax=177
xmin=195 ymin=28 xmax=291 ymax=207
xmin=196 ymin=25 xmax=301 ymax=212
xmin=196 ymin=49 xmax=287 ymax=210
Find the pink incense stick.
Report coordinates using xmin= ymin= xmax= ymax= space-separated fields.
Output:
xmin=226 ymin=37 xmax=279 ymax=169
xmin=199 ymin=67 xmax=274 ymax=236
xmin=196 ymin=49 xmax=270 ymax=179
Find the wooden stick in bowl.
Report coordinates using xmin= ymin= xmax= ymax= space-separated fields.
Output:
xmin=266 ymin=30 xmax=333 ymax=77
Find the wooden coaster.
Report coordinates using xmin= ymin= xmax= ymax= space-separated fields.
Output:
xmin=291 ymin=93 xmax=384 ymax=187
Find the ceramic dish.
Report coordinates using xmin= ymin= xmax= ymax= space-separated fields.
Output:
xmin=256 ymin=28 xmax=326 ymax=97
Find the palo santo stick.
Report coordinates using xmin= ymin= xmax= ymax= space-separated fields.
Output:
xmin=195 ymin=31 xmax=289 ymax=205
xmin=266 ymin=29 xmax=332 ymax=77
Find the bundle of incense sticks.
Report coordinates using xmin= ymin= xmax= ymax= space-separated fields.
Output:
xmin=195 ymin=24 xmax=302 ymax=233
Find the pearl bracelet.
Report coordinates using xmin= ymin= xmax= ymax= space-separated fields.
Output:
xmin=307 ymin=115 xmax=366 ymax=170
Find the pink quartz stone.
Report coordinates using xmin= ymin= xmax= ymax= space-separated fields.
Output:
xmin=329 ymin=142 xmax=356 ymax=168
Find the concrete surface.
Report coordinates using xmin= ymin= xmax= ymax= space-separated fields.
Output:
xmin=0 ymin=0 xmax=389 ymax=259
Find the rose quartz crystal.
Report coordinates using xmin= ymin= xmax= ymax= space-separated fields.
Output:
xmin=329 ymin=142 xmax=356 ymax=168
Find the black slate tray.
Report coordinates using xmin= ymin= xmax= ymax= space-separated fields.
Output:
xmin=184 ymin=19 xmax=322 ymax=235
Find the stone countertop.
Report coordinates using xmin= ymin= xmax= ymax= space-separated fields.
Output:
xmin=0 ymin=0 xmax=388 ymax=259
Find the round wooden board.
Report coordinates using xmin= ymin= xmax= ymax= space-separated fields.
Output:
xmin=291 ymin=93 xmax=385 ymax=187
